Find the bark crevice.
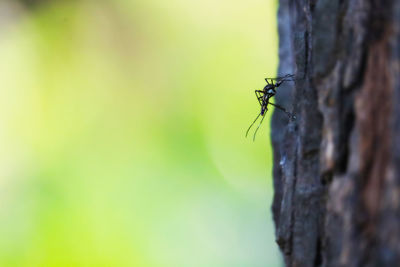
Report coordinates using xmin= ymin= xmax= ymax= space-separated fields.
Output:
xmin=271 ymin=0 xmax=400 ymax=266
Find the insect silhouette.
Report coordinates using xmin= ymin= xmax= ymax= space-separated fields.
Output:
xmin=246 ymin=74 xmax=296 ymax=141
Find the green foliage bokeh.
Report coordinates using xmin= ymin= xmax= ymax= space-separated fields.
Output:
xmin=0 ymin=0 xmax=281 ymax=266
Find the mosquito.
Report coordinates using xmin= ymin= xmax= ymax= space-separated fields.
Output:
xmin=246 ymin=74 xmax=296 ymax=141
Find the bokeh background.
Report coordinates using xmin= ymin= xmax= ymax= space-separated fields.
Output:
xmin=0 ymin=0 xmax=281 ymax=266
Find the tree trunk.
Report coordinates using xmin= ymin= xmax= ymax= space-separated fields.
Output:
xmin=271 ymin=0 xmax=400 ymax=266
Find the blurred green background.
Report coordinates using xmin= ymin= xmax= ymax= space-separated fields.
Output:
xmin=0 ymin=0 xmax=281 ymax=266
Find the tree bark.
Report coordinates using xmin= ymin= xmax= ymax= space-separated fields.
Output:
xmin=271 ymin=0 xmax=400 ymax=266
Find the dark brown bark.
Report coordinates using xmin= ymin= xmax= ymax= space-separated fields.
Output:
xmin=271 ymin=0 xmax=400 ymax=266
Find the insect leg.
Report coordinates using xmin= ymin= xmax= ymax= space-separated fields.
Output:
xmin=268 ymin=101 xmax=295 ymax=119
xmin=265 ymin=74 xmax=295 ymax=81
xmin=255 ymin=90 xmax=263 ymax=106
xmin=245 ymin=113 xmax=261 ymax=138
xmin=253 ymin=113 xmax=266 ymax=141
xmin=256 ymin=90 xmax=266 ymax=106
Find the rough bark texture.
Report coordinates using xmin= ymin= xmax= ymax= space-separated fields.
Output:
xmin=271 ymin=0 xmax=400 ymax=266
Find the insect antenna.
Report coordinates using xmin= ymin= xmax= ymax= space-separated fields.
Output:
xmin=245 ymin=113 xmax=261 ymax=138
xmin=252 ymin=113 xmax=266 ymax=141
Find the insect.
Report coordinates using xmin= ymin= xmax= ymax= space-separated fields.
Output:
xmin=246 ymin=74 xmax=296 ymax=141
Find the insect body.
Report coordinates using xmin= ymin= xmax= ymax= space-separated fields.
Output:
xmin=246 ymin=74 xmax=295 ymax=141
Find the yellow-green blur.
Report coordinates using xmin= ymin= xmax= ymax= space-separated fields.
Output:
xmin=0 ymin=0 xmax=281 ymax=266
